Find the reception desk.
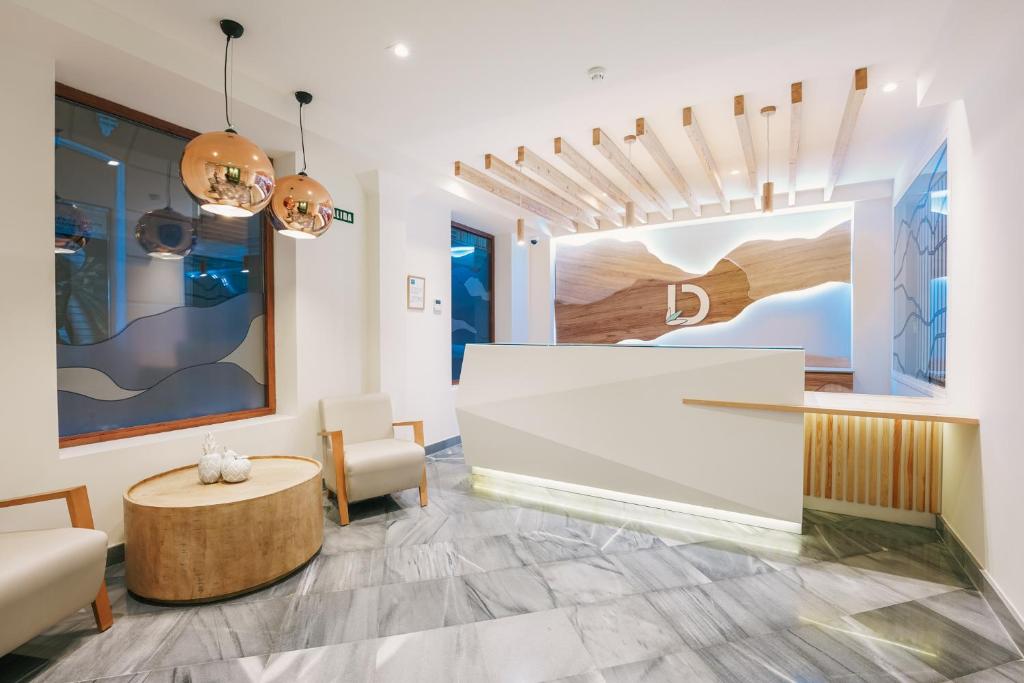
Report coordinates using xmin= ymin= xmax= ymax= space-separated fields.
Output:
xmin=455 ymin=344 xmax=806 ymax=532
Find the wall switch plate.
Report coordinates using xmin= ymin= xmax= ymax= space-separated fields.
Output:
xmin=433 ymin=298 xmax=442 ymax=313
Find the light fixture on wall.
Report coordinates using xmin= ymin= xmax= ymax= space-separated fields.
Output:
xmin=54 ymin=196 xmax=91 ymax=254
xmin=623 ymin=134 xmax=638 ymax=227
xmin=269 ymin=91 xmax=334 ymax=240
xmin=179 ymin=19 xmax=275 ymax=218
xmin=516 ymin=218 xmax=525 ymax=245
xmin=760 ymin=105 xmax=776 ymax=213
xmin=135 ymin=161 xmax=198 ymax=260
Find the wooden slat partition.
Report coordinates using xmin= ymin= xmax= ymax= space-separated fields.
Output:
xmin=803 ymin=413 xmax=942 ymax=513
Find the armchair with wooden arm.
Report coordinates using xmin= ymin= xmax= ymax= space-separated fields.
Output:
xmin=0 ymin=485 xmax=113 ymax=656
xmin=318 ymin=393 xmax=428 ymax=525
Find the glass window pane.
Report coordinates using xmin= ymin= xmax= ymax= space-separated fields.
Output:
xmin=893 ymin=141 xmax=947 ymax=388
xmin=451 ymin=225 xmax=492 ymax=382
xmin=55 ymin=96 xmax=269 ymax=439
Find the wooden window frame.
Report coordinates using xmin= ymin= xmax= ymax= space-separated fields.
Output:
xmin=451 ymin=221 xmax=494 ymax=385
xmin=55 ymin=83 xmax=276 ymax=448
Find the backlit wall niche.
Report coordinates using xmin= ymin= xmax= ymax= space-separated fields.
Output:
xmin=554 ymin=207 xmax=852 ymax=368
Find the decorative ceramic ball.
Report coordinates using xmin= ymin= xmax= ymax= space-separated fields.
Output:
xmin=221 ymin=451 xmax=252 ymax=483
xmin=198 ymin=451 xmax=223 ymax=484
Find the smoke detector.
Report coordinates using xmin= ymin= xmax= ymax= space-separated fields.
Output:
xmin=587 ymin=66 xmax=607 ymax=81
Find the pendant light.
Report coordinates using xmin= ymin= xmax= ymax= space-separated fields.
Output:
xmin=623 ymin=134 xmax=638 ymax=228
xmin=135 ymin=161 xmax=198 ymax=260
xmin=516 ymin=218 xmax=525 ymax=245
xmin=270 ymin=91 xmax=334 ymax=239
xmin=179 ymin=19 xmax=275 ymax=218
xmin=760 ymin=105 xmax=776 ymax=213
xmin=54 ymin=196 xmax=90 ymax=254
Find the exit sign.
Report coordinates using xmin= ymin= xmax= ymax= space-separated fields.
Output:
xmin=334 ymin=208 xmax=354 ymax=224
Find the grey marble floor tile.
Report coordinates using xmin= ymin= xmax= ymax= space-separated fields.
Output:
xmin=275 ymin=587 xmax=380 ymax=651
xmin=599 ymin=648 xmax=718 ymax=683
xmin=438 ymin=508 xmax=518 ymax=542
xmin=849 ymin=598 xmax=1021 ymax=679
xmin=516 ymin=529 xmax=604 ymax=564
xmin=383 ymin=541 xmax=457 ymax=584
xmin=302 ymin=548 xmax=386 ymax=594
xmin=262 ymin=639 xmax=377 ymax=683
xmin=645 ymin=570 xmax=843 ymax=651
xmin=537 ymin=555 xmax=642 ymax=607
xmin=608 ymin=546 xmax=711 ymax=592
xmin=322 ymin=518 xmax=387 ymax=553
xmin=841 ymin=544 xmax=970 ymax=601
xmin=698 ymin=627 xmax=897 ymax=682
xmin=462 ymin=565 xmax=557 ymax=619
xmin=839 ymin=517 xmax=940 ymax=551
xmin=376 ymin=576 xmax=479 ymax=637
xmin=544 ymin=672 xmax=606 ymax=683
xmin=383 ymin=510 xmax=451 ymax=545
xmin=954 ymin=659 xmax=1024 ymax=681
xmin=22 ymin=609 xmax=193 ymax=681
xmin=567 ymin=594 xmax=684 ymax=669
xmin=451 ymin=533 xmax=532 ymax=575
xmin=782 ymin=560 xmax=918 ymax=614
xmin=918 ymin=589 xmax=1023 ymax=657
xmin=475 ymin=609 xmax=597 ymax=683
xmin=373 ymin=623 xmax=489 ymax=682
xmin=143 ymin=597 xmax=291 ymax=671
xmin=672 ymin=540 xmax=775 ymax=581
xmin=82 ymin=655 xmax=267 ymax=682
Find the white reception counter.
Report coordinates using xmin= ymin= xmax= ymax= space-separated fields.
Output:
xmin=455 ymin=344 xmax=807 ymax=532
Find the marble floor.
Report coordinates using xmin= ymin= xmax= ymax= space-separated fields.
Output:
xmin=2 ymin=446 xmax=1021 ymax=682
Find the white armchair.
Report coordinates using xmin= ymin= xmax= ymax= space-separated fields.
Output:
xmin=319 ymin=393 xmax=427 ymax=525
xmin=0 ymin=485 xmax=113 ymax=656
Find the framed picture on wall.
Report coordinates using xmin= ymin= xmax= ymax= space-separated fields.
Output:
xmin=407 ymin=275 xmax=425 ymax=309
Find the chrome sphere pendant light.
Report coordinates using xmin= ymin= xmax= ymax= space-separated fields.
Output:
xmin=55 ymin=196 xmax=91 ymax=254
xmin=180 ymin=19 xmax=275 ymax=218
xmin=269 ymin=91 xmax=334 ymax=239
xmin=135 ymin=161 xmax=197 ymax=259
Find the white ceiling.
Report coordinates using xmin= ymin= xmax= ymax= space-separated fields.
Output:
xmin=15 ymin=0 xmax=955 ymax=228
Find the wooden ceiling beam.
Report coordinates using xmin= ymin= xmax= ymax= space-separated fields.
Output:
xmin=592 ymin=128 xmax=672 ymax=219
xmin=788 ymin=82 xmax=803 ymax=206
xmin=635 ymin=117 xmax=700 ymax=217
xmin=454 ymin=161 xmax=576 ymax=234
xmin=552 ymin=137 xmax=639 ymax=221
xmin=516 ymin=146 xmax=621 ymax=226
xmin=733 ymin=95 xmax=760 ymax=210
xmin=484 ymin=153 xmax=598 ymax=230
xmin=824 ymin=68 xmax=867 ymax=202
xmin=682 ymin=106 xmax=730 ymax=213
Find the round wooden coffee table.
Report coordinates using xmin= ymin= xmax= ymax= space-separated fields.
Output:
xmin=124 ymin=455 xmax=323 ymax=603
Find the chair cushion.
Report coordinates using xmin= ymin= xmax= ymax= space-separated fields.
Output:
xmin=320 ymin=393 xmax=394 ymax=444
xmin=0 ymin=528 xmax=107 ymax=656
xmin=324 ymin=438 xmax=425 ymax=502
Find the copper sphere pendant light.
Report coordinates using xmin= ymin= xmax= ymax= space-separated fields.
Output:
xmin=135 ymin=161 xmax=197 ymax=259
xmin=269 ymin=91 xmax=334 ymax=239
xmin=180 ymin=19 xmax=275 ymax=218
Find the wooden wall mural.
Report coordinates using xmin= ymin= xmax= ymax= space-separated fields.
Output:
xmin=555 ymin=221 xmax=851 ymax=364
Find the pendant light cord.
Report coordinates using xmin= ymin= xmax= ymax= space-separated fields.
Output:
xmin=765 ymin=115 xmax=771 ymax=183
xmin=299 ymin=99 xmax=308 ymax=174
xmin=223 ymin=34 xmax=234 ymax=130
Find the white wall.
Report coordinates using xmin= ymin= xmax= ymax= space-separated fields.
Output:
xmin=851 ymin=197 xmax=894 ymax=394
xmin=0 ymin=35 xmax=367 ymax=546
xmin=920 ymin=6 xmax=1024 ymax=622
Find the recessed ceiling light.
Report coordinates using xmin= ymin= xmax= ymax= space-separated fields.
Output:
xmin=729 ymin=169 xmax=740 ymax=175
xmin=391 ymin=43 xmax=410 ymax=58
xmin=882 ymin=82 xmax=899 ymax=93
xmin=107 ymin=159 xmax=120 ymax=166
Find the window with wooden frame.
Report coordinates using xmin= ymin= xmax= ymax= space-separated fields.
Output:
xmin=55 ymin=84 xmax=276 ymax=447
xmin=451 ymin=222 xmax=494 ymax=383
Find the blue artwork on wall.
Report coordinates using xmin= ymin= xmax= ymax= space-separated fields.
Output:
xmin=893 ymin=141 xmax=947 ymax=388
xmin=451 ymin=225 xmax=492 ymax=382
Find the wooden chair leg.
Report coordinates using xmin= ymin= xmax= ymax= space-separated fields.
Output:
xmin=91 ymin=583 xmax=113 ymax=632
xmin=328 ymin=431 xmax=351 ymax=526
xmin=419 ymin=464 xmax=429 ymax=507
